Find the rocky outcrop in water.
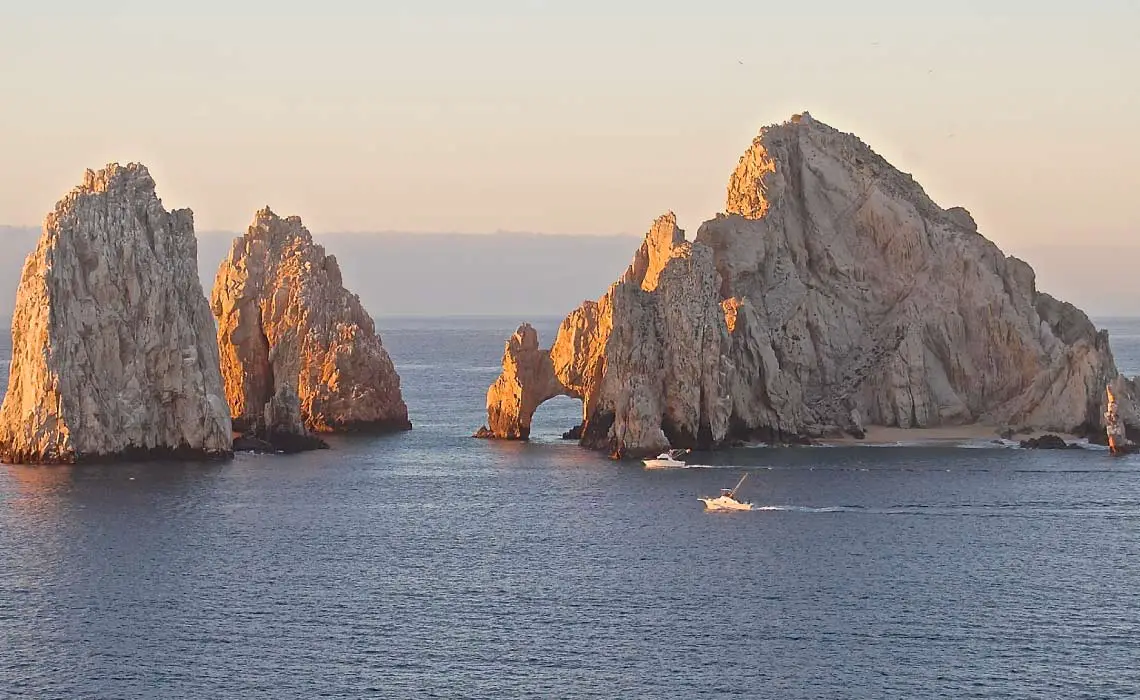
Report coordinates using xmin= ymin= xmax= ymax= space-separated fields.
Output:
xmin=241 ymin=383 xmax=329 ymax=454
xmin=211 ymin=208 xmax=410 ymax=441
xmin=0 ymin=163 xmax=233 ymax=464
xmin=477 ymin=323 xmax=563 ymax=440
xmin=480 ymin=113 xmax=1139 ymax=457
xmin=1018 ymin=434 xmax=1080 ymax=450
xmin=1104 ymin=381 xmax=1139 ymax=454
xmin=478 ymin=214 xmax=736 ymax=457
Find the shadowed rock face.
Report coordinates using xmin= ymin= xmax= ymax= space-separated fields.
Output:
xmin=0 ymin=163 xmax=233 ymax=464
xmin=211 ymin=208 xmax=410 ymax=435
xmin=479 ymin=113 xmax=1139 ymax=458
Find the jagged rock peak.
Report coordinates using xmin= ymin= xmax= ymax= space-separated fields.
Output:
xmin=727 ymin=113 xmax=953 ymax=230
xmin=74 ymin=162 xmax=154 ymax=194
xmin=621 ymin=212 xmax=686 ymax=292
xmin=0 ymin=162 xmax=233 ymax=464
xmin=211 ymin=208 xmax=410 ymax=437
xmin=248 ymin=205 xmax=315 ymax=243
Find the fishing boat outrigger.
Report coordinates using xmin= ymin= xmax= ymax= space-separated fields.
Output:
xmin=642 ymin=448 xmax=691 ymax=469
xmin=699 ymin=473 xmax=753 ymax=512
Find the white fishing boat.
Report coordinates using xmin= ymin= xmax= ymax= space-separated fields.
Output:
xmin=699 ymin=473 xmax=753 ymax=511
xmin=642 ymin=448 xmax=690 ymax=469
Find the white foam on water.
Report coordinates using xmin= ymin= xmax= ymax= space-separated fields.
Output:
xmin=755 ymin=505 xmax=851 ymax=513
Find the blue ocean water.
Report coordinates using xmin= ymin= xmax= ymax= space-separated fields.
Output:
xmin=1 ymin=317 xmax=1140 ymax=698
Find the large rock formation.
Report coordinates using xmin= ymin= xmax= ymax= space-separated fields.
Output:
xmin=480 ymin=113 xmax=1140 ymax=457
xmin=211 ymin=208 xmax=410 ymax=438
xmin=0 ymin=163 xmax=233 ymax=464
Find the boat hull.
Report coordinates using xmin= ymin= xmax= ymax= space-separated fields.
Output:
xmin=643 ymin=458 xmax=686 ymax=469
xmin=699 ymin=496 xmax=753 ymax=512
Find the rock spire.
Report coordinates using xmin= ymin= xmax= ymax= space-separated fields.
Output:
xmin=211 ymin=208 xmax=410 ymax=438
xmin=0 ymin=163 xmax=232 ymax=464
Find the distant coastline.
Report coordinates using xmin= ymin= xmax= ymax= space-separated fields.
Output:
xmin=0 ymin=228 xmax=640 ymax=319
xmin=2 ymin=225 xmax=1137 ymax=318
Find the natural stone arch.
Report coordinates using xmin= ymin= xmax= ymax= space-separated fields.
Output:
xmin=479 ymin=324 xmax=580 ymax=440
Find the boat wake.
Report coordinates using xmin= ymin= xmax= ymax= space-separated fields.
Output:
xmin=754 ymin=505 xmax=853 ymax=513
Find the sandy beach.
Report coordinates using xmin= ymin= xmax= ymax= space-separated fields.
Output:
xmin=817 ymin=425 xmax=1086 ymax=447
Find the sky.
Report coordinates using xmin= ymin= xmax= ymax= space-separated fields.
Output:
xmin=1 ymin=1 xmax=1138 ymax=249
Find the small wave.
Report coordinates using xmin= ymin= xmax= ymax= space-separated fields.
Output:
xmin=959 ymin=439 xmax=1019 ymax=449
xmin=673 ymin=464 xmax=773 ymax=470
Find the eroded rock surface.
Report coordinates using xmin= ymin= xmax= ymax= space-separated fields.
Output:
xmin=481 ymin=214 xmax=733 ymax=457
xmin=703 ymin=112 xmax=1128 ymax=439
xmin=478 ymin=323 xmax=565 ymax=440
xmin=0 ymin=163 xmax=232 ymax=464
xmin=212 ymin=208 xmax=410 ymax=438
xmin=480 ymin=113 xmax=1139 ymax=457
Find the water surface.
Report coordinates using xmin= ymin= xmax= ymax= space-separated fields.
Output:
xmin=2 ymin=316 xmax=1140 ymax=698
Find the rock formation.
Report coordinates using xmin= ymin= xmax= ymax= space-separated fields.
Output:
xmin=1019 ymin=434 xmax=1080 ymax=450
xmin=0 ymin=163 xmax=233 ymax=464
xmin=480 ymin=113 xmax=1140 ymax=457
xmin=479 ymin=213 xmax=737 ymax=457
xmin=211 ymin=208 xmax=410 ymax=442
xmin=232 ymin=383 xmax=329 ymax=454
xmin=1104 ymin=384 xmax=1136 ymax=454
xmin=476 ymin=323 xmax=563 ymax=440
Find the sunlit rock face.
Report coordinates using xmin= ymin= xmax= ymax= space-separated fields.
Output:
xmin=481 ymin=213 xmax=734 ymax=458
xmin=1106 ymin=385 xmax=1126 ymax=454
xmin=1104 ymin=379 xmax=1140 ymax=453
xmin=479 ymin=113 xmax=1138 ymax=458
xmin=0 ymin=163 xmax=233 ymax=464
xmin=211 ymin=208 xmax=410 ymax=436
xmin=478 ymin=323 xmax=566 ymax=440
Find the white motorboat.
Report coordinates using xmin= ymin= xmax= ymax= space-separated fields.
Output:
xmin=643 ymin=448 xmax=691 ymax=469
xmin=699 ymin=473 xmax=753 ymax=511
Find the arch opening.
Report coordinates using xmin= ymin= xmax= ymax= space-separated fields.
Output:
xmin=528 ymin=394 xmax=585 ymax=443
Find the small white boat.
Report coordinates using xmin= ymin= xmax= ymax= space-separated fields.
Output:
xmin=699 ymin=473 xmax=753 ymax=512
xmin=643 ymin=448 xmax=691 ymax=469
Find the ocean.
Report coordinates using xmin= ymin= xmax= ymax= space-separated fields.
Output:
xmin=2 ymin=317 xmax=1140 ymax=698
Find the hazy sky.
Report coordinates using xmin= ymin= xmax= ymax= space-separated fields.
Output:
xmin=2 ymin=1 xmax=1137 ymax=246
